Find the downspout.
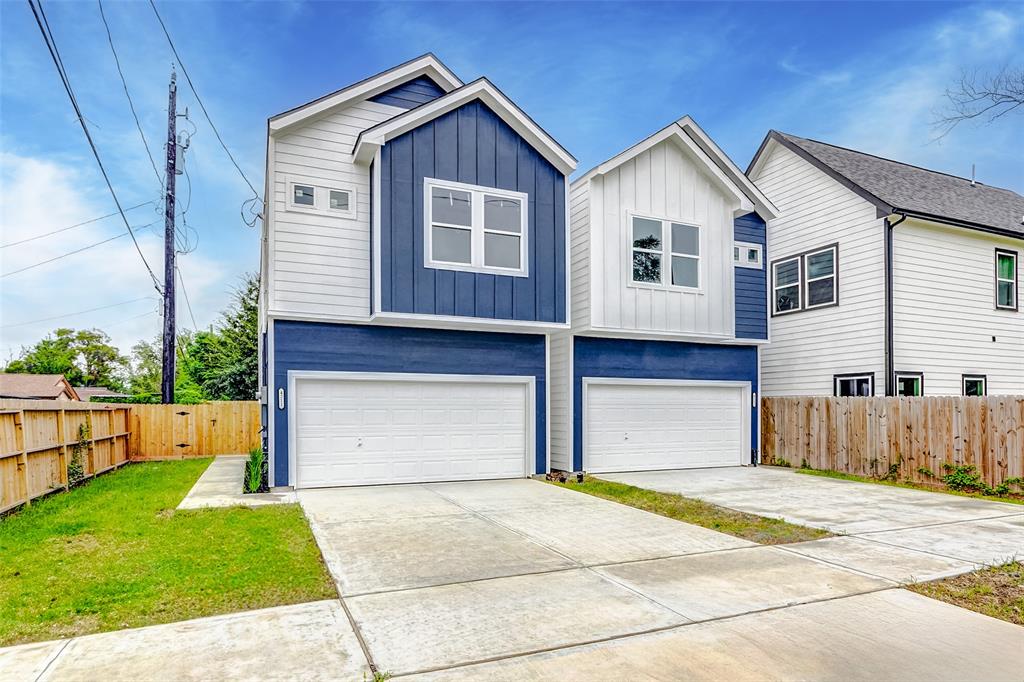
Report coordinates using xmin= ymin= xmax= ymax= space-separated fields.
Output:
xmin=884 ymin=211 xmax=907 ymax=396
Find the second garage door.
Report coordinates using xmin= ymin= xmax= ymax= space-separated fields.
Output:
xmin=584 ymin=381 xmax=748 ymax=473
xmin=293 ymin=375 xmax=530 ymax=488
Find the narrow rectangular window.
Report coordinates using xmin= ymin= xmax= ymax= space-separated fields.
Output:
xmin=772 ymin=256 xmax=801 ymax=313
xmin=995 ymin=249 xmax=1018 ymax=310
xmin=292 ymin=184 xmax=314 ymax=206
xmin=734 ymin=241 xmax=763 ymax=269
xmin=329 ymin=190 xmax=350 ymax=211
xmin=834 ymin=373 xmax=873 ymax=397
xmin=962 ymin=375 xmax=987 ymax=396
xmin=895 ymin=372 xmax=923 ymax=397
xmin=805 ymin=246 xmax=837 ymax=308
xmin=631 ymin=217 xmax=663 ymax=284
xmin=429 ymin=186 xmax=472 ymax=265
xmin=670 ymin=222 xmax=700 ymax=288
xmin=483 ymin=195 xmax=522 ymax=269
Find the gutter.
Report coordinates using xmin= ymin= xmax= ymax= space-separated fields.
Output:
xmin=884 ymin=211 xmax=907 ymax=396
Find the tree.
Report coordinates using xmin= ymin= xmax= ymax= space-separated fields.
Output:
xmin=935 ymin=65 xmax=1024 ymax=137
xmin=5 ymin=328 xmax=128 ymax=390
xmin=127 ymin=334 xmax=207 ymax=404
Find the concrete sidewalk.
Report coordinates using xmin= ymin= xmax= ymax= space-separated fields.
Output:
xmin=176 ymin=456 xmax=295 ymax=509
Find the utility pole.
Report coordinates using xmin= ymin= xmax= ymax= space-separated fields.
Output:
xmin=160 ymin=68 xmax=177 ymax=404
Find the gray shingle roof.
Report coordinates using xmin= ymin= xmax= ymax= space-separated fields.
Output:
xmin=768 ymin=131 xmax=1024 ymax=238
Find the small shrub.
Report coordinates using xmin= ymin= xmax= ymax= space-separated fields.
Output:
xmin=917 ymin=467 xmax=935 ymax=478
xmin=66 ymin=423 xmax=90 ymax=484
xmin=800 ymin=459 xmax=811 ymax=470
xmin=773 ymin=458 xmax=792 ymax=468
xmin=243 ymin=447 xmax=268 ymax=494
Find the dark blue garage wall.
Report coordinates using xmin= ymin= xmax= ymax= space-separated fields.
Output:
xmin=273 ymin=320 xmax=547 ymax=486
xmin=379 ymin=99 xmax=566 ymax=323
xmin=734 ymin=213 xmax=768 ymax=340
xmin=572 ymin=336 xmax=759 ymax=471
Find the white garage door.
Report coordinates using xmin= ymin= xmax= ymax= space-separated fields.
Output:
xmin=293 ymin=375 xmax=530 ymax=488
xmin=585 ymin=381 xmax=747 ymax=473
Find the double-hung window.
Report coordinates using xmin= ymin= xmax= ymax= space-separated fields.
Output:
xmin=771 ymin=243 xmax=838 ymax=315
xmin=995 ymin=249 xmax=1018 ymax=310
xmin=425 ymin=178 xmax=528 ymax=277
xmin=629 ymin=215 xmax=701 ymax=289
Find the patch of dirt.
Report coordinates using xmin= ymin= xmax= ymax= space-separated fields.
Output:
xmin=48 ymin=533 xmax=100 ymax=553
xmin=910 ymin=563 xmax=1024 ymax=625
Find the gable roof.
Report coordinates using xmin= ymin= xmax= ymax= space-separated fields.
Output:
xmin=0 ymin=374 xmax=79 ymax=400
xmin=268 ymin=54 xmax=463 ymax=133
xmin=73 ymin=386 xmax=129 ymax=402
xmin=749 ymin=131 xmax=1024 ymax=239
xmin=352 ymin=78 xmax=577 ymax=175
xmin=575 ymin=117 xmax=778 ymax=220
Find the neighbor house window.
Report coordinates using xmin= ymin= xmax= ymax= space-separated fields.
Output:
xmin=424 ymin=178 xmax=528 ymax=276
xmin=962 ymin=375 xmax=987 ymax=396
xmin=292 ymin=184 xmax=315 ymax=206
xmin=834 ymin=373 xmax=874 ymax=397
xmin=771 ymin=243 xmax=839 ymax=315
xmin=629 ymin=215 xmax=701 ymax=289
xmin=329 ymin=189 xmax=351 ymax=212
xmin=995 ymin=249 xmax=1018 ymax=310
xmin=734 ymin=241 xmax=763 ymax=269
xmin=895 ymin=372 xmax=923 ymax=397
xmin=287 ymin=179 xmax=356 ymax=218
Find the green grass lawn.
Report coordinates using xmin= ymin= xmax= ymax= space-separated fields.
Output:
xmin=909 ymin=563 xmax=1024 ymax=625
xmin=795 ymin=468 xmax=1024 ymax=505
xmin=0 ymin=459 xmax=336 ymax=647
xmin=548 ymin=476 xmax=830 ymax=545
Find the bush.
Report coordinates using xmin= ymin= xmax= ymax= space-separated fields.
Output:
xmin=244 ymin=447 xmax=268 ymax=494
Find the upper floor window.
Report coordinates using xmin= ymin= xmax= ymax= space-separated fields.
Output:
xmin=771 ymin=243 xmax=838 ymax=315
xmin=962 ymin=374 xmax=987 ymax=396
xmin=734 ymin=242 xmax=763 ymax=269
xmin=629 ymin=214 xmax=701 ymax=289
xmin=995 ymin=249 xmax=1018 ymax=310
xmin=834 ymin=373 xmax=873 ymax=397
xmin=286 ymin=178 xmax=356 ymax=219
xmin=424 ymin=178 xmax=528 ymax=277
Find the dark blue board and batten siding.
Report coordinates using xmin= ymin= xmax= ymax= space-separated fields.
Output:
xmin=272 ymin=320 xmax=548 ymax=486
xmin=572 ymin=336 xmax=759 ymax=471
xmin=379 ymin=99 xmax=566 ymax=323
xmin=370 ymin=75 xmax=446 ymax=109
xmin=734 ymin=213 xmax=768 ymax=340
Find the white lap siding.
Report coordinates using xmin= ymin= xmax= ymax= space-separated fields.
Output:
xmin=752 ymin=144 xmax=886 ymax=396
xmin=548 ymin=332 xmax=572 ymax=472
xmin=893 ymin=219 xmax=1024 ymax=395
xmin=269 ymin=100 xmax=403 ymax=320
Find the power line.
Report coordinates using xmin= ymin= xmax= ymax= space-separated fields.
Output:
xmin=0 ymin=200 xmax=155 ymax=248
xmin=148 ymin=0 xmax=262 ymax=202
xmin=0 ymin=296 xmax=155 ymax=330
xmin=176 ymin=265 xmax=198 ymax=329
xmin=97 ymin=0 xmax=163 ymax=191
xmin=1 ymin=220 xmax=159 ymax=278
xmin=27 ymin=0 xmax=163 ymax=293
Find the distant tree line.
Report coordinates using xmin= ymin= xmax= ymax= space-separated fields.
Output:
xmin=4 ymin=273 xmax=259 ymax=404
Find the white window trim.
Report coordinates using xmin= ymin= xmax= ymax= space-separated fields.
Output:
xmin=833 ymin=373 xmax=874 ymax=397
xmin=995 ymin=249 xmax=1018 ymax=310
xmin=423 ymin=177 xmax=529 ymax=278
xmin=734 ymin=241 xmax=763 ymax=269
xmin=962 ymin=374 xmax=987 ymax=396
xmin=285 ymin=176 xmax=357 ymax=220
xmin=804 ymin=245 xmax=838 ymax=310
xmin=626 ymin=211 xmax=702 ymax=293
xmin=772 ymin=255 xmax=802 ymax=314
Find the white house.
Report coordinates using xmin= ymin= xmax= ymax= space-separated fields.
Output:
xmin=747 ymin=131 xmax=1024 ymax=397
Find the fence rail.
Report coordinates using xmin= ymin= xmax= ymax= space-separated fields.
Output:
xmin=0 ymin=399 xmax=261 ymax=512
xmin=761 ymin=396 xmax=1024 ymax=486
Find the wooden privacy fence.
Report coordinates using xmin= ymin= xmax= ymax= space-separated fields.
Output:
xmin=761 ymin=396 xmax=1024 ymax=486
xmin=129 ymin=401 xmax=261 ymax=460
xmin=1 ymin=400 xmax=261 ymax=512
xmin=0 ymin=400 xmax=130 ymax=513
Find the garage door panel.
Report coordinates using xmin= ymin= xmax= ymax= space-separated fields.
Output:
xmin=294 ymin=377 xmax=529 ymax=488
xmin=586 ymin=382 xmax=745 ymax=473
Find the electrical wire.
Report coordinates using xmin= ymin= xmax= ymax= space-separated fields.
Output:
xmin=27 ymin=0 xmax=163 ymax=293
xmin=0 ymin=296 xmax=155 ymax=330
xmin=97 ymin=0 xmax=163 ymax=191
xmin=176 ymin=265 xmax=198 ymax=328
xmin=1 ymin=220 xmax=160 ymax=278
xmin=148 ymin=0 xmax=262 ymax=203
xmin=0 ymin=200 xmax=155 ymax=248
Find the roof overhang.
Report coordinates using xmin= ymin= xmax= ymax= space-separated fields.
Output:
xmin=576 ymin=118 xmax=777 ymax=219
xmin=269 ymin=54 xmax=463 ymax=134
xmin=352 ymin=78 xmax=577 ymax=175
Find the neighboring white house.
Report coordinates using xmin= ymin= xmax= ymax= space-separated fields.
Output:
xmin=748 ymin=131 xmax=1024 ymax=397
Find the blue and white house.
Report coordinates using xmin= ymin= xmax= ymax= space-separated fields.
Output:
xmin=552 ymin=119 xmax=777 ymax=474
xmin=259 ymin=55 xmax=577 ymax=488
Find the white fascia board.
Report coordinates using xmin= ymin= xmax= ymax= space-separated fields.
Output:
xmin=746 ymin=135 xmax=777 ymax=181
xmin=269 ymin=55 xmax=463 ymax=134
xmin=676 ymin=117 xmax=779 ymax=219
xmin=352 ymin=79 xmax=578 ymax=175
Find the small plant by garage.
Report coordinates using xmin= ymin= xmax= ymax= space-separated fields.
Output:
xmin=244 ymin=446 xmax=268 ymax=494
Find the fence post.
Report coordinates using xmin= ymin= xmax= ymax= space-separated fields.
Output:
xmin=85 ymin=409 xmax=96 ymax=477
xmin=14 ymin=410 xmax=29 ymax=506
xmin=56 ymin=408 xmax=69 ymax=490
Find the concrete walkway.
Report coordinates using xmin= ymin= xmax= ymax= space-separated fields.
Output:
xmin=603 ymin=467 xmax=1024 ymax=582
xmin=177 ymin=455 xmax=295 ymax=509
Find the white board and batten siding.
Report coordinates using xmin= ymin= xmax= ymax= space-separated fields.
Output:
xmin=893 ymin=218 xmax=1024 ymax=395
xmin=574 ymin=138 xmax=738 ymax=338
xmin=269 ymin=99 xmax=404 ymax=320
xmin=751 ymin=142 xmax=887 ymax=396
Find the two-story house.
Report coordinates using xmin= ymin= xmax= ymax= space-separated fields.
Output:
xmin=551 ymin=118 xmax=777 ymax=475
xmin=259 ymin=55 xmax=576 ymax=488
xmin=748 ymin=131 xmax=1024 ymax=397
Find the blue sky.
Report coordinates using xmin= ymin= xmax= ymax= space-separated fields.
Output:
xmin=1 ymin=1 xmax=1022 ymax=362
